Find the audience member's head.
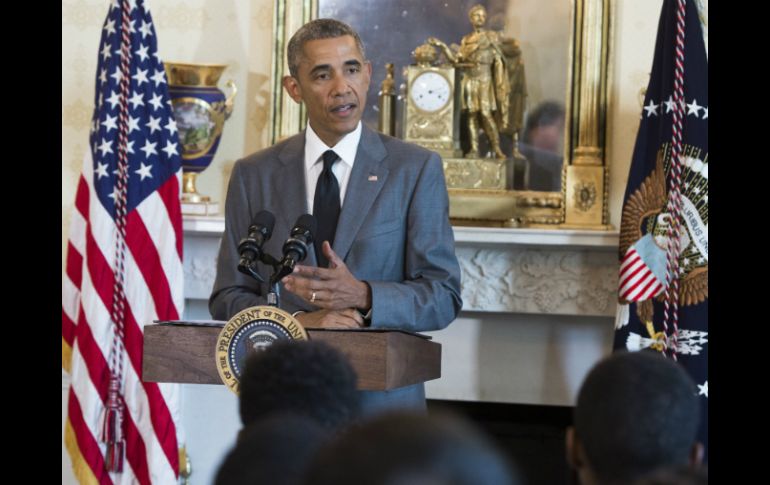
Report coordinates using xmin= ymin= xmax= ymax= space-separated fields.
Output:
xmin=239 ymin=340 xmax=360 ymax=431
xmin=214 ymin=413 xmax=330 ymax=485
xmin=566 ymin=350 xmax=703 ymax=485
xmin=302 ymin=411 xmax=519 ymax=485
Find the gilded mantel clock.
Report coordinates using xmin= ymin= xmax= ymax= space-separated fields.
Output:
xmin=403 ymin=45 xmax=462 ymax=159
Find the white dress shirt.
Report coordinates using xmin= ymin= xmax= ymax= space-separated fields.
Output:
xmin=303 ymin=121 xmax=362 ymax=214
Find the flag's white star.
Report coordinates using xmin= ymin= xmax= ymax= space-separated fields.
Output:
xmin=104 ymin=18 xmax=116 ymax=36
xmin=702 ymin=107 xmax=708 ymax=119
xmin=697 ymin=381 xmax=708 ymax=398
xmin=146 ymin=116 xmax=162 ymax=134
xmin=98 ymin=138 xmax=113 ymax=156
xmin=107 ymin=186 xmax=121 ymax=201
xmin=150 ymin=69 xmax=167 ymax=87
xmin=698 ymin=256 xmax=705 ymax=264
xmin=127 ymin=115 xmax=140 ymax=134
xmin=687 ymin=99 xmax=703 ymax=117
xmin=128 ymin=91 xmax=145 ymax=109
xmin=125 ymin=140 xmax=135 ymax=155
xmin=140 ymin=140 xmax=158 ymax=158
xmin=663 ymin=95 xmax=676 ymax=113
xmin=135 ymin=44 xmax=149 ymax=62
xmin=106 ymin=91 xmax=121 ymax=109
xmin=162 ymin=141 xmax=179 ymax=157
xmin=132 ymin=68 xmax=149 ymax=86
xmin=101 ymin=43 xmax=112 ymax=61
xmin=139 ymin=19 xmax=154 ymax=39
xmin=164 ymin=118 xmax=178 ymax=135
xmin=693 ymin=187 xmax=701 ymax=194
xmin=135 ymin=162 xmax=153 ymax=180
xmin=110 ymin=69 xmax=123 ymax=84
xmin=95 ymin=161 xmax=110 ymax=179
xmin=99 ymin=68 xmax=107 ymax=85
xmin=643 ymin=99 xmax=659 ymax=117
xmin=148 ymin=93 xmax=164 ymax=111
xmin=102 ymin=113 xmax=118 ymax=132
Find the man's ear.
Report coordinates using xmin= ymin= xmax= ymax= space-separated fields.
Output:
xmin=689 ymin=441 xmax=704 ymax=468
xmin=565 ymin=426 xmax=582 ymax=469
xmin=282 ymin=75 xmax=303 ymax=104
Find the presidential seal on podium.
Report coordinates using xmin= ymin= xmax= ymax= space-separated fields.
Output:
xmin=216 ymin=306 xmax=308 ymax=393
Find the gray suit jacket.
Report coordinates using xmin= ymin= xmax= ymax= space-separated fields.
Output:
xmin=209 ymin=125 xmax=462 ymax=415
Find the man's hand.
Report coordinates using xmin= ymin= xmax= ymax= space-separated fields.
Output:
xmin=282 ymin=242 xmax=372 ymax=311
xmin=295 ymin=309 xmax=364 ymax=329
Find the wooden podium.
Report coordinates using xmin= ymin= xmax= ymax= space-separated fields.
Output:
xmin=143 ymin=323 xmax=442 ymax=391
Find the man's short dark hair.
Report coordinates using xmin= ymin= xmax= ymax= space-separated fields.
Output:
xmin=523 ymin=101 xmax=565 ymax=142
xmin=239 ymin=340 xmax=360 ymax=430
xmin=303 ymin=411 xmax=519 ymax=485
xmin=286 ymin=18 xmax=366 ymax=78
xmin=215 ymin=414 xmax=329 ymax=485
xmin=574 ymin=350 xmax=700 ymax=484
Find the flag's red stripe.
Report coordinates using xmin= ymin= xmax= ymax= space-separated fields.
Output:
xmin=125 ymin=211 xmax=178 ymax=320
xmin=619 ymin=260 xmax=646 ymax=291
xmin=157 ymin=175 xmax=184 ymax=259
xmin=124 ymin=296 xmax=179 ymax=472
xmin=637 ymin=274 xmax=662 ymax=300
xmin=67 ymin=242 xmax=84 ymax=290
xmin=75 ymin=175 xmax=90 ymax=217
xmin=75 ymin=308 xmax=110 ymax=402
xmin=122 ymin=399 xmax=152 ymax=485
xmin=62 ymin=310 xmax=76 ymax=348
xmin=67 ymin=390 xmax=115 ymax=485
xmin=85 ymin=224 xmax=117 ymax=314
xmin=621 ymin=270 xmax=652 ymax=300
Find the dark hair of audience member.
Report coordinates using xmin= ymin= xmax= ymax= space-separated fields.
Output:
xmin=238 ymin=340 xmax=360 ymax=431
xmin=302 ymin=411 xmax=519 ymax=485
xmin=572 ymin=350 xmax=701 ymax=485
xmin=214 ymin=413 xmax=330 ymax=485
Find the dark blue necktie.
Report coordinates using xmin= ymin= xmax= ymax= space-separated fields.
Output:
xmin=313 ymin=150 xmax=340 ymax=267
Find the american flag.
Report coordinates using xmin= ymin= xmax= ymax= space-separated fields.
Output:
xmin=615 ymin=0 xmax=708 ymax=459
xmin=62 ymin=0 xmax=185 ymax=483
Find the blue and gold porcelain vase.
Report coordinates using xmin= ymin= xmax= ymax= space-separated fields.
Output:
xmin=165 ymin=62 xmax=237 ymax=204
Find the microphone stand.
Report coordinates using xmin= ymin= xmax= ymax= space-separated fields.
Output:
xmin=261 ymin=253 xmax=282 ymax=308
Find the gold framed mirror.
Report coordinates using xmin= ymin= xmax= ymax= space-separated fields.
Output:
xmin=269 ymin=0 xmax=611 ymax=230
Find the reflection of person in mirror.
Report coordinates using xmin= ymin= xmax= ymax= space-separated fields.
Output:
xmin=519 ymin=101 xmax=565 ymax=191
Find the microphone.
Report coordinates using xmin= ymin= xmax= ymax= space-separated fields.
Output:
xmin=271 ymin=214 xmax=316 ymax=284
xmin=237 ymin=210 xmax=276 ymax=283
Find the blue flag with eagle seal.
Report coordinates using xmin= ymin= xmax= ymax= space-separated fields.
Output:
xmin=614 ymin=0 xmax=708 ymax=460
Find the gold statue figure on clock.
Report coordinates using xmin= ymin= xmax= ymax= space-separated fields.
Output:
xmin=428 ymin=4 xmax=511 ymax=159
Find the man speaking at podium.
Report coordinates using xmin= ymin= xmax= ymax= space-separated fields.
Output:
xmin=210 ymin=18 xmax=462 ymax=415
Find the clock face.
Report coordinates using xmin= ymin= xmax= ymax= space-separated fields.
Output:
xmin=410 ymin=71 xmax=451 ymax=113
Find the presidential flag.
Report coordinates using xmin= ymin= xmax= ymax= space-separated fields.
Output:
xmin=615 ymin=0 xmax=708 ymax=458
xmin=62 ymin=0 xmax=185 ymax=482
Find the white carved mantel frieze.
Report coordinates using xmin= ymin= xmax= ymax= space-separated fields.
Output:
xmin=183 ymin=216 xmax=619 ymax=318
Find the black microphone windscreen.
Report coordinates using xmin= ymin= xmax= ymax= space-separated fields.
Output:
xmin=295 ymin=214 xmax=317 ymax=235
xmin=252 ymin=210 xmax=276 ymax=236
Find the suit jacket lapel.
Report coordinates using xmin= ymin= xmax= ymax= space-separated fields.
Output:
xmin=275 ymin=132 xmax=318 ymax=266
xmin=333 ymin=126 xmax=389 ymax=262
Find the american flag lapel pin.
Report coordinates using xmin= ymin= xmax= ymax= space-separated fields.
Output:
xmin=368 ymin=175 xmax=378 ymax=182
